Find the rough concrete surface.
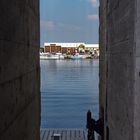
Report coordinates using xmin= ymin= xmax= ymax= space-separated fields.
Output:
xmin=0 ymin=0 xmax=40 ymax=140
xmin=99 ymin=0 xmax=140 ymax=140
xmin=134 ymin=0 xmax=140 ymax=139
xmin=106 ymin=0 xmax=135 ymax=139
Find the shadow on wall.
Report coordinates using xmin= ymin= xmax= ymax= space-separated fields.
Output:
xmin=0 ymin=0 xmax=40 ymax=140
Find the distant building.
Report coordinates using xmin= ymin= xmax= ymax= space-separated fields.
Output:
xmin=85 ymin=44 xmax=99 ymax=51
xmin=44 ymin=42 xmax=99 ymax=54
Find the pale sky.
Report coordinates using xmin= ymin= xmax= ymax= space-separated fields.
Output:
xmin=40 ymin=0 xmax=99 ymax=46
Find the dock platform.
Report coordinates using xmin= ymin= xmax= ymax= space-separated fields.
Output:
xmin=40 ymin=128 xmax=87 ymax=140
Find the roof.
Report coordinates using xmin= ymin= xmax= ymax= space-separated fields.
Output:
xmin=44 ymin=42 xmax=85 ymax=48
xmin=44 ymin=42 xmax=99 ymax=48
xmin=85 ymin=44 xmax=99 ymax=48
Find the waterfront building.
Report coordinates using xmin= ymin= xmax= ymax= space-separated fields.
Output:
xmin=43 ymin=42 xmax=99 ymax=54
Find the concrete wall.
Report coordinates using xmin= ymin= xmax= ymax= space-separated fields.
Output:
xmin=99 ymin=0 xmax=140 ymax=140
xmin=100 ymin=0 xmax=140 ymax=140
xmin=134 ymin=0 xmax=140 ymax=139
xmin=99 ymin=0 xmax=106 ymax=139
xmin=99 ymin=0 xmax=106 ymax=120
xmin=106 ymin=1 xmax=135 ymax=139
xmin=0 ymin=1 xmax=40 ymax=140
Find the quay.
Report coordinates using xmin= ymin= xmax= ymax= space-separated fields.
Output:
xmin=40 ymin=128 xmax=87 ymax=140
xmin=40 ymin=128 xmax=98 ymax=140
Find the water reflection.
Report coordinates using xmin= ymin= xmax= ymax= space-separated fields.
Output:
xmin=41 ymin=59 xmax=99 ymax=128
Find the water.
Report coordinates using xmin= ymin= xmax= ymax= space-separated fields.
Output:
xmin=40 ymin=59 xmax=99 ymax=128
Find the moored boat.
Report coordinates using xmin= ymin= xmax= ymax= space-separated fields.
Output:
xmin=70 ymin=53 xmax=84 ymax=60
xmin=40 ymin=53 xmax=64 ymax=60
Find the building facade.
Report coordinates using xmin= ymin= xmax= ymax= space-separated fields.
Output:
xmin=43 ymin=43 xmax=99 ymax=54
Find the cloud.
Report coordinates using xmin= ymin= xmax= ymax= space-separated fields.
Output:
xmin=57 ymin=23 xmax=81 ymax=32
xmin=40 ymin=20 xmax=81 ymax=32
xmin=87 ymin=14 xmax=99 ymax=21
xmin=88 ymin=0 xmax=99 ymax=7
xmin=40 ymin=20 xmax=83 ymax=35
xmin=40 ymin=20 xmax=55 ymax=31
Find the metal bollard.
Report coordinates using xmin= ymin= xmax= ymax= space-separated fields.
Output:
xmin=86 ymin=110 xmax=104 ymax=140
xmin=86 ymin=110 xmax=95 ymax=140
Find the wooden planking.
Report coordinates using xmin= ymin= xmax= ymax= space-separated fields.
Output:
xmin=83 ymin=129 xmax=87 ymax=140
xmin=40 ymin=129 xmax=87 ymax=140
xmin=42 ymin=130 xmax=48 ymax=140
xmin=48 ymin=129 xmax=53 ymax=140
xmin=71 ymin=129 xmax=75 ymax=140
xmin=67 ymin=129 xmax=70 ymax=140
xmin=40 ymin=129 xmax=45 ymax=140
xmin=79 ymin=129 xmax=84 ymax=140
xmin=62 ymin=130 xmax=66 ymax=140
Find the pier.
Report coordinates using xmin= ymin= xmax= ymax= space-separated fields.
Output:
xmin=40 ymin=128 xmax=87 ymax=140
xmin=40 ymin=128 xmax=98 ymax=140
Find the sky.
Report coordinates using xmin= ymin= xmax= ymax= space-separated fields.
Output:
xmin=40 ymin=0 xmax=99 ymax=46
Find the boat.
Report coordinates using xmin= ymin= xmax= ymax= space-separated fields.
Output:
xmin=70 ymin=53 xmax=84 ymax=60
xmin=40 ymin=53 xmax=64 ymax=60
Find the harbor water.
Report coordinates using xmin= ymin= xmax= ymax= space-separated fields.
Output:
xmin=40 ymin=59 xmax=99 ymax=128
